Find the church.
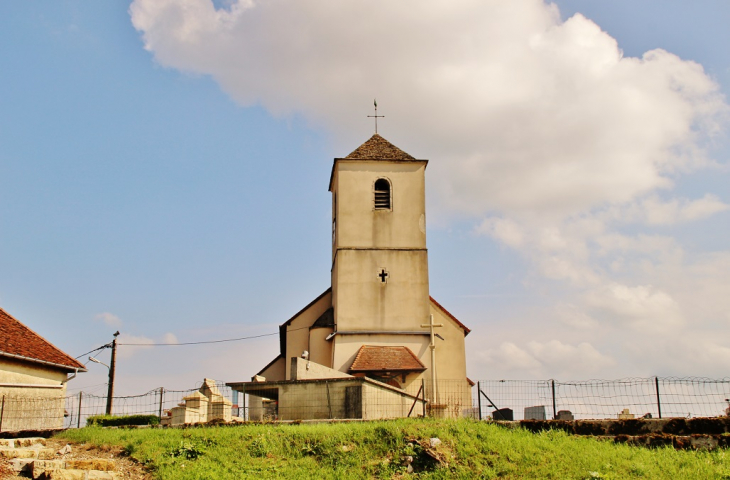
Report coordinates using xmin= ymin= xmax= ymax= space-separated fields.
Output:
xmin=228 ymin=134 xmax=472 ymax=419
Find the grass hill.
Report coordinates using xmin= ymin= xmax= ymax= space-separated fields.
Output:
xmin=57 ymin=418 xmax=730 ymax=479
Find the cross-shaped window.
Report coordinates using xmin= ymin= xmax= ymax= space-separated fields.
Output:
xmin=378 ymin=268 xmax=389 ymax=283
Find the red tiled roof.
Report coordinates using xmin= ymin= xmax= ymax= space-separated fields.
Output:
xmin=0 ymin=307 xmax=86 ymax=371
xmin=349 ymin=345 xmax=426 ymax=373
xmin=430 ymin=297 xmax=471 ymax=336
xmin=345 ymin=134 xmax=416 ymax=160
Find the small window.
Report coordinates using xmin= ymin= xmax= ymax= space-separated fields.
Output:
xmin=374 ymin=178 xmax=391 ymax=210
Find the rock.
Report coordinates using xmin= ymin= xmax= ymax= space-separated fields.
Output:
xmin=17 ymin=438 xmax=47 ymax=448
xmin=9 ymin=457 xmax=34 ymax=474
xmin=32 ymin=459 xmax=66 ymax=479
xmin=66 ymin=459 xmax=116 ymax=471
xmin=57 ymin=444 xmax=72 ymax=455
xmin=0 ymin=447 xmax=55 ymax=459
xmin=429 ymin=438 xmax=441 ymax=448
xmin=47 ymin=469 xmax=117 ymax=480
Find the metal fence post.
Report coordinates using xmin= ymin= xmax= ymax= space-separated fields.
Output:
xmin=326 ymin=381 xmax=332 ymax=419
xmin=0 ymin=395 xmax=5 ymax=432
xmin=77 ymin=392 xmax=83 ymax=428
xmin=655 ymin=377 xmax=662 ymax=419
xmin=421 ymin=379 xmax=426 ymax=417
xmin=477 ymin=382 xmax=482 ymax=420
xmin=158 ymin=387 xmax=165 ymax=420
xmin=551 ymin=380 xmax=557 ymax=419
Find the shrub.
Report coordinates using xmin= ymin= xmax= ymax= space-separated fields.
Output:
xmin=86 ymin=414 xmax=160 ymax=427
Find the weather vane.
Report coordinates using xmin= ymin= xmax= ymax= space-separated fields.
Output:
xmin=367 ymin=99 xmax=384 ymax=134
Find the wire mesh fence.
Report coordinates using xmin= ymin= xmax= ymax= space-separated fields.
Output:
xmin=476 ymin=377 xmax=730 ymax=421
xmin=3 ymin=376 xmax=730 ymax=432
xmin=63 ymin=382 xmax=236 ymax=429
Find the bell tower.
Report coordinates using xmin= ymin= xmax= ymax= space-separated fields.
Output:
xmin=328 ymin=134 xmax=430 ymax=370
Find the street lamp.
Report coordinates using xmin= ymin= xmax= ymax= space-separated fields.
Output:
xmin=88 ymin=356 xmax=109 ymax=369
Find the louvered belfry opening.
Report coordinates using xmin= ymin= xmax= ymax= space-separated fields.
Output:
xmin=374 ymin=178 xmax=391 ymax=210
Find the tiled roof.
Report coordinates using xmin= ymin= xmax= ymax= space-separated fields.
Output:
xmin=0 ymin=307 xmax=86 ymax=371
xmin=345 ymin=134 xmax=416 ymax=160
xmin=349 ymin=345 xmax=426 ymax=373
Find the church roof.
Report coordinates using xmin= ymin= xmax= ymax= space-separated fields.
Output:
xmin=349 ymin=345 xmax=426 ymax=373
xmin=0 ymin=307 xmax=86 ymax=372
xmin=344 ymin=134 xmax=416 ymax=161
xmin=430 ymin=297 xmax=471 ymax=336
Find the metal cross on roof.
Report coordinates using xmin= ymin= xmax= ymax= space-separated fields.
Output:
xmin=367 ymin=99 xmax=384 ymax=134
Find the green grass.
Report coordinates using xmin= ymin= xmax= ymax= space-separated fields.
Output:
xmin=56 ymin=419 xmax=730 ymax=479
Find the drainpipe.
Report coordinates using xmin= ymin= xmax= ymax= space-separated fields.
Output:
xmin=63 ymin=368 xmax=79 ymax=384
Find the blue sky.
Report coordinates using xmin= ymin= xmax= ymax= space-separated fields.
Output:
xmin=1 ymin=1 xmax=728 ymax=395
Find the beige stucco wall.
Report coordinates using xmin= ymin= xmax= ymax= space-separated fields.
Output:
xmin=361 ymin=381 xmax=425 ymax=420
xmin=428 ymin=302 xmax=468 ymax=382
xmin=331 ymin=160 xmax=427 ymax=250
xmin=290 ymin=357 xmax=351 ymax=381
xmin=308 ymin=327 xmax=333 ymax=370
xmin=0 ymin=357 xmax=68 ymax=386
xmin=275 ymin=379 xmax=424 ymax=421
xmin=283 ymin=290 xmax=332 ymax=380
xmin=259 ymin=356 xmax=285 ymax=381
xmin=330 ymin=159 xmax=430 ymax=336
xmin=0 ymin=357 xmax=69 ymax=432
xmin=333 ymin=249 xmax=430 ymax=333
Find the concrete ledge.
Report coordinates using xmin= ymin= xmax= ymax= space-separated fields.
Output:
xmin=508 ymin=417 xmax=730 ymax=436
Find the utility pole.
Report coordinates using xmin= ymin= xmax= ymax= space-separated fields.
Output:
xmin=105 ymin=331 xmax=119 ymax=415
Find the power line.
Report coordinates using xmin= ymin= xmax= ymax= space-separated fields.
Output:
xmin=76 ymin=323 xmax=309 ymax=353
xmin=75 ymin=343 xmax=111 ymax=359
xmin=118 ymin=332 xmax=279 ymax=346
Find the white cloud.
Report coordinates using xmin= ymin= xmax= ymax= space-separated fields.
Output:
xmin=586 ymin=283 xmax=684 ymax=331
xmin=115 ymin=333 xmax=155 ymax=359
xmin=475 ymin=217 xmax=525 ymax=248
xmin=162 ymin=332 xmax=179 ymax=344
xmin=603 ymin=194 xmax=730 ymax=226
xmin=555 ymin=303 xmax=599 ymax=329
xmin=94 ymin=312 xmax=122 ymax=328
xmin=128 ymin=0 xmax=730 ymax=379
xmin=129 ymin=0 xmax=727 ymax=218
xmin=477 ymin=339 xmax=614 ymax=378
xmin=526 ymin=340 xmax=615 ymax=371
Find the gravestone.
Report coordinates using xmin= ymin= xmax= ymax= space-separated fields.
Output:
xmin=555 ymin=410 xmax=574 ymax=420
xmin=524 ymin=405 xmax=546 ymax=420
xmin=492 ymin=408 xmax=513 ymax=421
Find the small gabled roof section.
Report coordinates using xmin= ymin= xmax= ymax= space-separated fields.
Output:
xmin=0 ymin=307 xmax=86 ymax=372
xmin=345 ymin=134 xmax=416 ymax=160
xmin=430 ymin=297 xmax=471 ymax=336
xmin=279 ymin=287 xmax=332 ymax=357
xmin=349 ymin=345 xmax=426 ymax=373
